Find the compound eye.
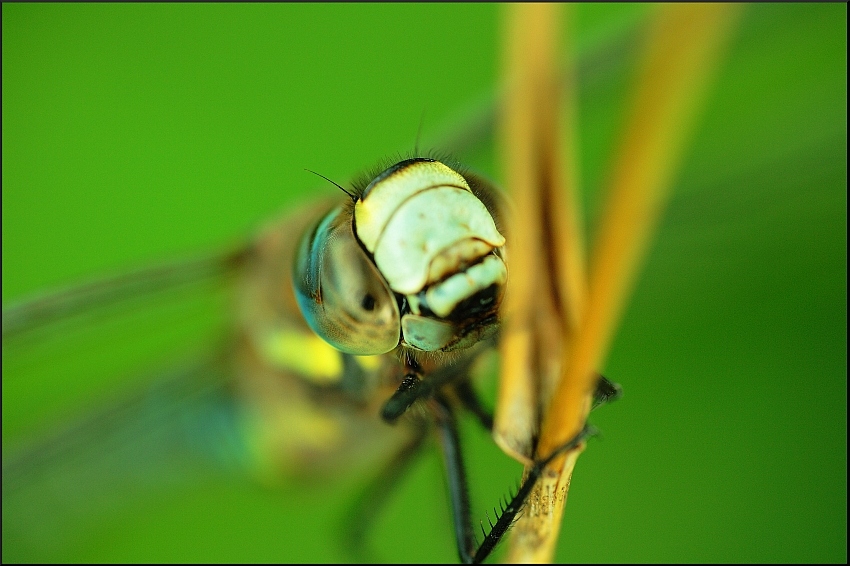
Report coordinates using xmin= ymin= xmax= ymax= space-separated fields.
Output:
xmin=292 ymin=205 xmax=401 ymax=355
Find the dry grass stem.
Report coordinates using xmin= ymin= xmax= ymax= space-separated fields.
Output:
xmin=496 ymin=3 xmax=741 ymax=562
xmin=495 ymin=3 xmax=586 ymax=561
xmin=537 ymin=2 xmax=741 ymax=458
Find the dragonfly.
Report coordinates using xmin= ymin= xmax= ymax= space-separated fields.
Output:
xmin=3 ymin=154 xmax=615 ymax=563
xmin=3 ymin=4 xmax=738 ymax=563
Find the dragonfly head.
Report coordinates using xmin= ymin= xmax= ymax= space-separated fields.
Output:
xmin=293 ymin=158 xmax=506 ymax=355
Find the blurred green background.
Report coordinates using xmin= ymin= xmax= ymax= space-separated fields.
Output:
xmin=2 ymin=3 xmax=846 ymax=563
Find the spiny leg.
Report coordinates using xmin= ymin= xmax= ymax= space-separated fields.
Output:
xmin=381 ymin=352 xmax=479 ymax=423
xmin=454 ymin=378 xmax=494 ymax=432
xmin=470 ymin=425 xmax=597 ymax=564
xmin=431 ymin=391 xmax=597 ymax=564
xmin=430 ymin=393 xmax=476 ymax=564
xmin=592 ymin=374 xmax=623 ymax=410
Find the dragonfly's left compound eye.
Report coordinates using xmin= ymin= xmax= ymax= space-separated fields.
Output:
xmin=292 ymin=204 xmax=401 ymax=355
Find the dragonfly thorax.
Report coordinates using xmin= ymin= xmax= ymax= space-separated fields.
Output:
xmin=292 ymin=159 xmax=507 ymax=355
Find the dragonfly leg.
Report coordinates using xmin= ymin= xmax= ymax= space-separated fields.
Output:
xmin=454 ymin=378 xmax=494 ymax=432
xmin=430 ymin=393 xmax=596 ymax=564
xmin=381 ymin=352 xmax=480 ymax=423
xmin=384 ymin=368 xmax=603 ymax=563
xmin=469 ymin=424 xmax=598 ymax=564
xmin=341 ymin=422 xmax=428 ymax=561
xmin=592 ymin=374 xmax=623 ymax=410
xmin=430 ymin=393 xmax=476 ymax=564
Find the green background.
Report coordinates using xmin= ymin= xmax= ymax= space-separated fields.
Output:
xmin=2 ymin=4 xmax=846 ymax=563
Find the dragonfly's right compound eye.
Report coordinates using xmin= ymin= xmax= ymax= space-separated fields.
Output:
xmin=292 ymin=204 xmax=401 ymax=355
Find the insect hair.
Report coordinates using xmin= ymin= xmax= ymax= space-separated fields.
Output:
xmin=304 ymin=168 xmax=356 ymax=201
xmin=349 ymin=147 xmax=467 ymax=198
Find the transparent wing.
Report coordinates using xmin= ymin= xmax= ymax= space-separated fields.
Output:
xmin=2 ymin=350 xmax=248 ymax=555
xmin=2 ymin=247 xmax=250 ymax=338
xmin=2 ymin=248 xmax=257 ymax=562
xmin=2 ymin=246 xmax=249 ymax=443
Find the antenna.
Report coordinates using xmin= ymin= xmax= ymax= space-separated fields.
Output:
xmin=305 ymin=169 xmax=356 ymax=201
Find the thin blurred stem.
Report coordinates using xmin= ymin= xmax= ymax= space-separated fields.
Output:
xmin=497 ymin=3 xmax=741 ymax=563
xmin=538 ymin=4 xmax=742 ymax=460
xmin=495 ymin=3 xmax=587 ymax=562
xmin=496 ymin=2 xmax=563 ymax=465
